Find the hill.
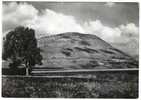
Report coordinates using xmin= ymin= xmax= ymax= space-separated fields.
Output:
xmin=36 ymin=32 xmax=138 ymax=70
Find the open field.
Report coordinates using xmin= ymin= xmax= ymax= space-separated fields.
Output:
xmin=2 ymin=70 xmax=138 ymax=98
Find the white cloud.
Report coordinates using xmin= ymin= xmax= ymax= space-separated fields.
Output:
xmin=83 ymin=20 xmax=121 ymax=43
xmin=3 ymin=2 xmax=84 ymax=38
xmin=3 ymin=2 xmax=139 ymax=42
xmin=3 ymin=2 xmax=38 ymax=32
xmin=27 ymin=9 xmax=84 ymax=37
xmin=3 ymin=2 xmax=138 ymax=42
xmin=119 ymin=23 xmax=139 ymax=37
xmin=84 ymin=20 xmax=138 ymax=43
xmin=105 ymin=2 xmax=116 ymax=7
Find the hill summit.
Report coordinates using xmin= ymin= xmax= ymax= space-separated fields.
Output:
xmin=37 ymin=32 xmax=138 ymax=69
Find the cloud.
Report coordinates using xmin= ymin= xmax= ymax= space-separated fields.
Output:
xmin=104 ymin=2 xmax=116 ymax=7
xmin=84 ymin=20 xmax=138 ymax=43
xmin=83 ymin=20 xmax=121 ymax=43
xmin=3 ymin=2 xmax=38 ymax=32
xmin=27 ymin=9 xmax=84 ymax=37
xmin=119 ymin=23 xmax=139 ymax=37
xmin=3 ymin=2 xmax=84 ymax=37
xmin=3 ymin=2 xmax=138 ymax=42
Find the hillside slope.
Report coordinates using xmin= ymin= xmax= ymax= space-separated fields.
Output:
xmin=36 ymin=32 xmax=138 ymax=70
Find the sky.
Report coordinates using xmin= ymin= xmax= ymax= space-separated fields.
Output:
xmin=2 ymin=1 xmax=139 ymax=57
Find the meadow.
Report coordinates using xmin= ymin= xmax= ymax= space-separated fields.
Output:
xmin=2 ymin=71 xmax=138 ymax=98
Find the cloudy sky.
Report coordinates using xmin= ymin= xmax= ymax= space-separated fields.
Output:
xmin=2 ymin=2 xmax=139 ymax=57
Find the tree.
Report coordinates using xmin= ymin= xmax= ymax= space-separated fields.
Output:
xmin=2 ymin=26 xmax=43 ymax=75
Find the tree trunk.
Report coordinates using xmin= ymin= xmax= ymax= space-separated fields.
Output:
xmin=25 ymin=62 xmax=29 ymax=76
xmin=26 ymin=67 xmax=29 ymax=76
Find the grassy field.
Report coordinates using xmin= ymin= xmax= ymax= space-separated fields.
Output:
xmin=2 ymin=71 xmax=138 ymax=98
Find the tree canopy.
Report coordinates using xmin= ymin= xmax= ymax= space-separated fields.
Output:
xmin=3 ymin=26 xmax=43 ymax=73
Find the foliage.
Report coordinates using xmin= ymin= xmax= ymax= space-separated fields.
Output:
xmin=2 ymin=26 xmax=42 ymax=71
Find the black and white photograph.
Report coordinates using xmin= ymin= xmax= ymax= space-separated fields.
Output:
xmin=2 ymin=1 xmax=139 ymax=98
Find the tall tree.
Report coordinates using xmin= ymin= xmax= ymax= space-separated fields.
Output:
xmin=3 ymin=26 xmax=43 ymax=75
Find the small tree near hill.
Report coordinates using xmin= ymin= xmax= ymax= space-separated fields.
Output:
xmin=2 ymin=26 xmax=43 ymax=75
